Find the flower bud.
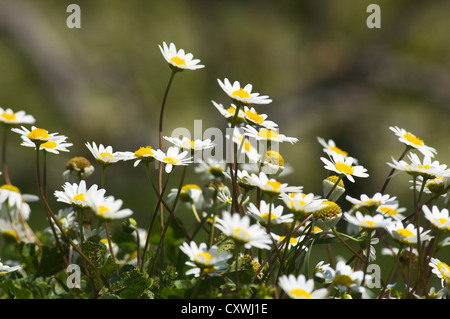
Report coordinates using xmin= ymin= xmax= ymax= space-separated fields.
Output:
xmin=122 ymin=218 xmax=137 ymax=234
xmin=63 ymin=157 xmax=95 ymax=182
xmin=322 ymin=175 xmax=345 ymax=201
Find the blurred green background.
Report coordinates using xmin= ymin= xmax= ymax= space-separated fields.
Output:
xmin=1 ymin=0 xmax=449 ymax=277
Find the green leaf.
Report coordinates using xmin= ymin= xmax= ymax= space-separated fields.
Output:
xmin=110 ymin=266 xmax=152 ymax=299
xmin=38 ymin=245 xmax=66 ymax=276
xmin=17 ymin=242 xmax=39 ymax=273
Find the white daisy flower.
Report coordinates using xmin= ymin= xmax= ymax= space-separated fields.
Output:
xmin=231 ymin=127 xmax=261 ymax=164
xmin=243 ymin=106 xmax=278 ymax=130
xmin=0 ymin=108 xmax=35 ymax=125
xmin=410 ymin=175 xmax=450 ymax=195
xmin=243 ymin=125 xmax=298 ymax=144
xmin=54 ymin=180 xmax=106 ymax=209
xmin=278 ymin=274 xmax=328 ymax=299
xmin=321 ymin=153 xmax=369 ymax=183
xmin=346 ymin=192 xmax=398 ymax=212
xmin=167 ymin=184 xmax=204 ymax=212
xmin=388 ymin=153 xmax=449 ymax=180
xmin=212 ymin=100 xmax=245 ymax=124
xmin=317 ymin=137 xmax=358 ymax=163
xmin=85 ymin=142 xmax=128 ymax=166
xmin=320 ymin=259 xmax=370 ymax=297
xmin=45 ymin=207 xmax=78 ymax=238
xmin=376 ymin=203 xmax=407 ymax=221
xmin=260 ymin=150 xmax=286 ymax=176
xmin=271 ymin=233 xmax=306 ymax=250
xmin=217 ymin=78 xmax=272 ymax=105
xmin=422 ymin=205 xmax=450 ymax=233
xmin=344 ymin=211 xmax=390 ymax=230
xmin=312 ymin=200 xmax=343 ymax=230
xmin=121 ymin=146 xmax=155 ymax=167
xmin=86 ymin=194 xmax=133 ymax=221
xmin=0 ymin=258 xmax=22 ymax=274
xmin=20 ymin=137 xmax=72 ymax=154
xmin=164 ymin=136 xmax=215 ymax=153
xmin=429 ymin=257 xmax=450 ymax=285
xmin=179 ymin=241 xmax=232 ymax=277
xmin=389 ymin=126 xmax=437 ymax=158
xmin=152 ymin=146 xmax=192 ymax=173
xmin=159 ymin=42 xmax=204 ymax=71
xmin=385 ymin=221 xmax=433 ymax=245
xmin=214 ymin=211 xmax=272 ymax=250
xmin=0 ymin=184 xmax=24 ymax=209
xmin=280 ymin=192 xmax=326 ymax=217
xmin=223 ymin=168 xmax=255 ymax=191
xmin=11 ymin=126 xmax=65 ymax=145
xmin=247 ymin=200 xmax=293 ymax=227
xmin=250 ymin=172 xmax=303 ymax=196
xmin=194 ymin=157 xmax=227 ymax=179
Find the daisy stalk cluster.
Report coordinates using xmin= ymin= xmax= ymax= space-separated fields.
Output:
xmin=0 ymin=44 xmax=449 ymax=300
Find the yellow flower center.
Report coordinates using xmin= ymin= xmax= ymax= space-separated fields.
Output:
xmin=163 ymin=157 xmax=179 ymax=165
xmin=379 ymin=207 xmax=398 ymax=216
xmin=418 ymin=165 xmax=430 ymax=170
xmin=40 ymin=141 xmax=57 ymax=149
xmin=195 ymin=252 xmax=213 ymax=262
xmin=135 ymin=146 xmax=153 ymax=157
xmin=258 ymin=128 xmax=280 ymax=140
xmin=245 ymin=110 xmax=264 ymax=124
xmin=397 ymin=228 xmax=414 ymax=237
xmin=329 ymin=145 xmax=348 ymax=157
xmin=265 ymin=180 xmax=282 ymax=192
xmin=335 ymin=162 xmax=354 ymax=175
xmin=233 ymin=228 xmax=250 ymax=242
xmin=226 ymin=106 xmax=237 ymax=115
xmin=260 ymin=212 xmax=278 ymax=221
xmin=232 ymin=88 xmax=251 ymax=99
xmin=28 ymin=128 xmax=49 ymax=140
xmin=99 ymin=152 xmax=114 ymax=159
xmin=364 ymin=200 xmax=381 ymax=206
xmin=334 ymin=274 xmax=354 ymax=287
xmin=1 ymin=112 xmax=16 ymax=121
xmin=363 ymin=221 xmax=376 ymax=228
xmin=438 ymin=218 xmax=449 ymax=225
xmin=0 ymin=184 xmax=21 ymax=193
xmin=265 ymin=150 xmax=284 ymax=166
xmin=403 ymin=132 xmax=423 ymax=146
xmin=325 ymin=175 xmax=345 ymax=188
xmin=279 ymin=236 xmax=298 ymax=244
xmin=170 ymin=56 xmax=186 ymax=66
xmin=73 ymin=193 xmax=85 ymax=202
xmin=98 ymin=205 xmax=112 ymax=217
xmin=437 ymin=262 xmax=450 ymax=279
xmin=290 ymin=288 xmax=311 ymax=299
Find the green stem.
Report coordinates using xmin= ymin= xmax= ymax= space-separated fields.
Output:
xmin=325 ymin=174 xmax=343 ymax=200
xmin=1 ymin=124 xmax=11 ymax=185
xmin=331 ymin=227 xmax=367 ymax=264
xmin=380 ymin=146 xmax=411 ymax=194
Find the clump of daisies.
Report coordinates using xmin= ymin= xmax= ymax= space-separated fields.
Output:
xmin=0 ymin=41 xmax=449 ymax=302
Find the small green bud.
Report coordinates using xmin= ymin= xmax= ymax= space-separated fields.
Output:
xmin=122 ymin=218 xmax=137 ymax=234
